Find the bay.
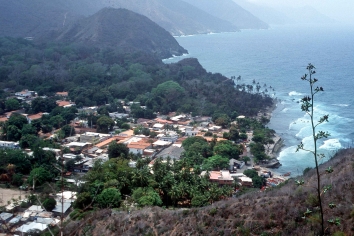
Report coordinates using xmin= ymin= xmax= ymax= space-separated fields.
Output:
xmin=165 ymin=24 xmax=354 ymax=175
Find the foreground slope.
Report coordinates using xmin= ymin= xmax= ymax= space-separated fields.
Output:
xmin=50 ymin=8 xmax=187 ymax=59
xmin=64 ymin=149 xmax=354 ymax=235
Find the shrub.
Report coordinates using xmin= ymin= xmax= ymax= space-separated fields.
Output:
xmin=42 ymin=197 xmax=57 ymax=211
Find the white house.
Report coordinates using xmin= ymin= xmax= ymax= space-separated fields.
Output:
xmin=0 ymin=141 xmax=19 ymax=149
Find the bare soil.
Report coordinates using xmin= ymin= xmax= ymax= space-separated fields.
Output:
xmin=0 ymin=188 xmax=27 ymax=205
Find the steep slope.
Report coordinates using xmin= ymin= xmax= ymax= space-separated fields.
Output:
xmin=64 ymin=148 xmax=354 ymax=235
xmin=183 ymin=0 xmax=268 ymax=29
xmin=233 ymin=0 xmax=291 ymax=25
xmin=101 ymin=0 xmax=239 ymax=35
xmin=0 ymin=0 xmax=102 ymax=37
xmin=51 ymin=8 xmax=187 ymax=59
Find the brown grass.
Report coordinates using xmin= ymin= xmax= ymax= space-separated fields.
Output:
xmin=64 ymin=148 xmax=354 ymax=236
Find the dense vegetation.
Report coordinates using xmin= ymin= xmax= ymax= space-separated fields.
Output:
xmin=65 ymin=148 xmax=354 ymax=235
xmin=0 ymin=37 xmax=273 ymax=118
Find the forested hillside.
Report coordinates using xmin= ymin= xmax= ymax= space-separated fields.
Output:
xmin=0 ymin=37 xmax=272 ymax=118
xmin=45 ymin=8 xmax=188 ymax=59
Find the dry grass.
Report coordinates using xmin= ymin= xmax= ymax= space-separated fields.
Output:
xmin=64 ymin=148 xmax=354 ymax=236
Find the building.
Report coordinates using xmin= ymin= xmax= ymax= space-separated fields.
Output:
xmin=26 ymin=112 xmax=43 ymax=124
xmin=157 ymin=131 xmax=179 ymax=142
xmin=155 ymin=144 xmax=184 ymax=161
xmin=185 ymin=126 xmax=199 ymax=136
xmin=127 ymin=139 xmax=152 ymax=155
xmin=0 ymin=141 xmax=20 ymax=149
xmin=202 ymin=170 xmax=234 ymax=186
xmin=15 ymin=89 xmax=36 ymax=98
xmin=57 ymin=100 xmax=75 ymax=107
xmin=56 ymin=91 xmax=68 ymax=97
xmin=80 ymin=132 xmax=112 ymax=144
xmin=238 ymin=176 xmax=253 ymax=186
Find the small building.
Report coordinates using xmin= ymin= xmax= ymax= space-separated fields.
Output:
xmin=109 ymin=112 xmax=129 ymax=119
xmin=127 ymin=140 xmax=152 ymax=155
xmin=0 ymin=141 xmax=20 ymax=149
xmin=157 ymin=131 xmax=179 ymax=142
xmin=185 ymin=126 xmax=199 ymax=137
xmin=155 ymin=144 xmax=184 ymax=161
xmin=56 ymin=91 xmax=68 ymax=97
xmin=15 ymin=89 xmax=36 ymax=98
xmin=16 ymin=222 xmax=48 ymax=234
xmin=202 ymin=170 xmax=234 ymax=186
xmin=0 ymin=212 xmax=13 ymax=222
xmin=153 ymin=123 xmax=164 ymax=131
xmin=26 ymin=112 xmax=43 ymax=124
xmin=57 ymin=100 xmax=75 ymax=107
xmin=239 ymin=176 xmax=253 ymax=187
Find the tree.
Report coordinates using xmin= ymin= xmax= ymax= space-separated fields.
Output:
xmin=6 ymin=125 xmax=21 ymax=141
xmin=96 ymin=116 xmax=114 ymax=133
xmin=20 ymin=134 xmax=38 ymax=149
xmin=42 ymin=197 xmax=57 ymax=211
xmin=132 ymin=187 xmax=162 ymax=207
xmin=242 ymin=156 xmax=251 ymax=165
xmin=96 ymin=188 xmax=121 ymax=208
xmin=7 ymin=113 xmax=28 ymax=130
xmin=27 ymin=167 xmax=52 ymax=189
xmin=296 ymin=64 xmax=332 ymax=235
xmin=202 ymin=155 xmax=229 ymax=170
xmin=61 ymin=125 xmax=75 ymax=138
xmin=107 ymin=142 xmax=129 ymax=159
xmin=5 ymin=98 xmax=20 ymax=111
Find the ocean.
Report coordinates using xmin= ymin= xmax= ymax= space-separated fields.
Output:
xmin=164 ymin=24 xmax=354 ymax=176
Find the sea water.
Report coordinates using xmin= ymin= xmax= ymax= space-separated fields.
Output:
xmin=164 ymin=24 xmax=354 ymax=176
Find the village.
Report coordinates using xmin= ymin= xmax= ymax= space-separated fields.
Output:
xmin=0 ymin=89 xmax=287 ymax=235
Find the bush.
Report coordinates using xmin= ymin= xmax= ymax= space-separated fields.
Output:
xmin=42 ymin=197 xmax=57 ymax=211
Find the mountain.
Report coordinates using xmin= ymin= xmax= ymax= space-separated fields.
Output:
xmin=233 ymin=0 xmax=335 ymax=25
xmin=48 ymin=8 xmax=187 ymax=59
xmin=99 ymin=0 xmax=239 ymax=35
xmin=183 ymin=0 xmax=268 ymax=29
xmin=233 ymin=0 xmax=291 ymax=25
xmin=0 ymin=0 xmax=102 ymax=38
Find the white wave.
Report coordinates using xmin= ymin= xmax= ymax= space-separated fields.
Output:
xmin=289 ymin=91 xmax=303 ymax=96
xmin=332 ymin=103 xmax=350 ymax=107
xmin=319 ymin=139 xmax=342 ymax=150
xmin=281 ymin=108 xmax=289 ymax=113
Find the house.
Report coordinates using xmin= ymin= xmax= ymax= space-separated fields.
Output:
xmin=56 ymin=91 xmax=68 ymax=97
xmin=155 ymin=144 xmax=184 ymax=161
xmin=202 ymin=170 xmax=234 ymax=186
xmin=0 ymin=141 xmax=20 ymax=149
xmin=185 ymin=126 xmax=199 ymax=137
xmin=153 ymin=123 xmax=164 ymax=131
xmin=157 ymin=131 xmax=179 ymax=143
xmin=239 ymin=176 xmax=253 ymax=186
xmin=26 ymin=112 xmax=43 ymax=124
xmin=127 ymin=139 xmax=151 ymax=155
xmin=80 ymin=132 xmax=111 ymax=144
xmin=65 ymin=142 xmax=91 ymax=151
xmin=16 ymin=222 xmax=48 ymax=234
xmin=15 ymin=89 xmax=36 ymax=98
xmin=57 ymin=100 xmax=75 ymax=107
xmin=109 ymin=112 xmax=129 ymax=119
xmin=152 ymin=140 xmax=171 ymax=148
xmin=0 ymin=212 xmax=13 ymax=222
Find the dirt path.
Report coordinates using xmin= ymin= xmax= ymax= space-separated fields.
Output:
xmin=0 ymin=188 xmax=27 ymax=206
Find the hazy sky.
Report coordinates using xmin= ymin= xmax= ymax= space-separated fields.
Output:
xmin=247 ymin=0 xmax=354 ymax=23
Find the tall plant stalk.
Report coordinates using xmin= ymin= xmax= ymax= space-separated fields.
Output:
xmin=297 ymin=64 xmax=330 ymax=235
